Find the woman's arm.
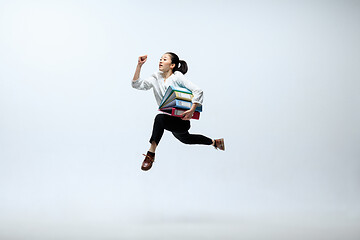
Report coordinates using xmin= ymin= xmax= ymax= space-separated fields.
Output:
xmin=131 ymin=55 xmax=154 ymax=90
xmin=174 ymin=73 xmax=203 ymax=120
xmin=133 ymin=55 xmax=147 ymax=81
xmin=175 ymin=72 xmax=203 ymax=105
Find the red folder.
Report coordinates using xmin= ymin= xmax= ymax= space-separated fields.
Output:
xmin=159 ymin=107 xmax=200 ymax=120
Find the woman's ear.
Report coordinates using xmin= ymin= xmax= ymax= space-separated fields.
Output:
xmin=170 ymin=63 xmax=175 ymax=70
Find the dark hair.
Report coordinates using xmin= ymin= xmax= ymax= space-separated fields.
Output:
xmin=166 ymin=52 xmax=188 ymax=74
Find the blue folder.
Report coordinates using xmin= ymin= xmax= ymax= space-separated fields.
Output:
xmin=159 ymin=86 xmax=192 ymax=107
xmin=160 ymin=99 xmax=202 ymax=112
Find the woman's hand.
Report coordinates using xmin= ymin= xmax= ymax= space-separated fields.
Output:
xmin=181 ymin=103 xmax=198 ymax=120
xmin=181 ymin=109 xmax=195 ymax=120
xmin=138 ymin=55 xmax=147 ymax=66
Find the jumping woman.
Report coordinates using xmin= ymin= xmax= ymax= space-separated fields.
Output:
xmin=132 ymin=52 xmax=225 ymax=171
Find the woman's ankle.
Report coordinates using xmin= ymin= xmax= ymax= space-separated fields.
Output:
xmin=147 ymin=151 xmax=155 ymax=157
xmin=149 ymin=141 xmax=157 ymax=153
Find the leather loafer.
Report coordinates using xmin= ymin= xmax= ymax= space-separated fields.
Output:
xmin=141 ymin=153 xmax=155 ymax=171
xmin=214 ymin=138 xmax=225 ymax=151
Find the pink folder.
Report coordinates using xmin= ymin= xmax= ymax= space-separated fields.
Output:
xmin=159 ymin=107 xmax=200 ymax=120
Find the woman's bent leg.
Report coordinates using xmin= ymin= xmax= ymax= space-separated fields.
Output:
xmin=149 ymin=114 xmax=190 ymax=145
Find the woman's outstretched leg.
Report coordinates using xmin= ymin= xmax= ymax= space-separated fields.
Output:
xmin=172 ymin=131 xmax=212 ymax=145
xmin=172 ymin=132 xmax=225 ymax=150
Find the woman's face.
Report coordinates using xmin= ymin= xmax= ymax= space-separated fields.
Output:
xmin=159 ymin=54 xmax=175 ymax=72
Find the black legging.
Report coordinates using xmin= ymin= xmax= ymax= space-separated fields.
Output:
xmin=149 ymin=114 xmax=213 ymax=146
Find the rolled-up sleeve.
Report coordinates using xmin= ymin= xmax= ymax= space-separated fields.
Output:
xmin=131 ymin=74 xmax=155 ymax=90
xmin=175 ymin=72 xmax=203 ymax=105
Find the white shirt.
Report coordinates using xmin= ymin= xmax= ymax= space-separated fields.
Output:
xmin=132 ymin=71 xmax=203 ymax=107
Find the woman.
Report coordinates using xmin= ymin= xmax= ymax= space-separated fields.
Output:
xmin=132 ymin=52 xmax=225 ymax=171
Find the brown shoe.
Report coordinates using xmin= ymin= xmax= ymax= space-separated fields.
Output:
xmin=141 ymin=153 xmax=155 ymax=171
xmin=214 ymin=138 xmax=225 ymax=151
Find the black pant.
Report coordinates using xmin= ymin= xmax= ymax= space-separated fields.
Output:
xmin=149 ymin=114 xmax=213 ymax=146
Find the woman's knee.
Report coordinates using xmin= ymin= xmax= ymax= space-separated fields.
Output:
xmin=154 ymin=114 xmax=166 ymax=123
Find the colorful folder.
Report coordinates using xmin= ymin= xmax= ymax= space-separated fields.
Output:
xmin=159 ymin=107 xmax=200 ymax=120
xmin=159 ymin=86 xmax=192 ymax=108
xmin=161 ymin=91 xmax=193 ymax=108
xmin=158 ymin=86 xmax=202 ymax=120
xmin=161 ymin=99 xmax=203 ymax=112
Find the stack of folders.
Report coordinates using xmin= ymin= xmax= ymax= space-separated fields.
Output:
xmin=158 ymin=86 xmax=202 ymax=120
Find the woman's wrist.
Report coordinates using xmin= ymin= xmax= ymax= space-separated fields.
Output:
xmin=187 ymin=107 xmax=195 ymax=113
xmin=190 ymin=103 xmax=198 ymax=112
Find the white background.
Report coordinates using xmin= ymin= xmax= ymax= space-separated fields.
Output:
xmin=0 ymin=0 xmax=359 ymax=239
